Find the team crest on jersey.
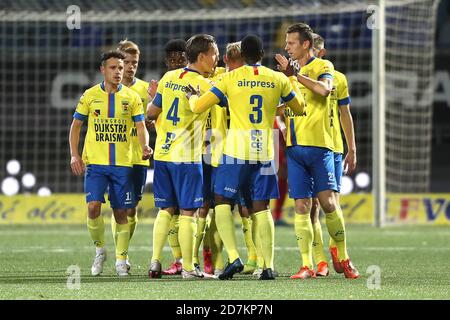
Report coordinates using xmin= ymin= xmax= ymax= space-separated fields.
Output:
xmin=94 ymin=109 xmax=100 ymax=117
xmin=121 ymin=100 xmax=129 ymax=111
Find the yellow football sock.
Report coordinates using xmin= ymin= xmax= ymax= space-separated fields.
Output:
xmin=179 ymin=215 xmax=196 ymax=272
xmin=294 ymin=213 xmax=314 ymax=269
xmin=215 ymin=204 xmax=240 ymax=262
xmin=253 ymin=210 xmax=275 ymax=269
xmin=151 ymin=210 xmax=172 ymax=262
xmin=329 ymin=237 xmax=336 ymax=248
xmin=128 ymin=215 xmax=137 ymax=240
xmin=87 ymin=215 xmax=105 ymax=248
xmin=325 ymin=207 xmax=349 ymax=261
xmin=312 ymin=221 xmax=327 ymax=264
xmin=203 ymin=214 xmax=212 ymax=249
xmin=112 ymin=213 xmax=138 ymax=246
xmin=111 ymin=216 xmax=118 ymax=246
xmin=115 ymin=222 xmax=130 ymax=261
xmin=168 ymin=214 xmax=182 ymax=261
xmin=241 ymin=216 xmax=257 ymax=261
xmin=251 ymin=214 xmax=265 ymax=269
xmin=193 ymin=217 xmax=207 ymax=265
xmin=209 ymin=212 xmax=224 ymax=270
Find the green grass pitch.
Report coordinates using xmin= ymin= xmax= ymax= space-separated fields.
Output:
xmin=0 ymin=224 xmax=449 ymax=300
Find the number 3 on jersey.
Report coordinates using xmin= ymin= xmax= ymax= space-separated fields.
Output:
xmin=249 ymin=95 xmax=263 ymax=124
xmin=167 ymin=97 xmax=180 ymax=126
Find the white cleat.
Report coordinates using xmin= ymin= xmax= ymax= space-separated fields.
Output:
xmin=91 ymin=250 xmax=107 ymax=276
xmin=116 ymin=261 xmax=129 ymax=276
xmin=125 ymin=259 xmax=131 ymax=272
xmin=181 ymin=268 xmax=205 ymax=279
xmin=202 ymin=272 xmax=217 ymax=279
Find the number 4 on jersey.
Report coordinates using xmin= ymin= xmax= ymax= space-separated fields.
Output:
xmin=167 ymin=97 xmax=180 ymax=126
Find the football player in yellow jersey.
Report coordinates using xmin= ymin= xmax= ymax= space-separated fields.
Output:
xmin=307 ymin=33 xmax=359 ymax=278
xmin=222 ymin=44 xmax=260 ymax=277
xmin=196 ymin=42 xmax=260 ymax=277
xmin=187 ymin=35 xmax=305 ymax=280
xmin=192 ymin=45 xmax=223 ymax=275
xmin=148 ymin=39 xmax=188 ymax=277
xmin=276 ymin=22 xmax=357 ymax=279
xmin=102 ymin=40 xmax=151 ymax=272
xmin=69 ymin=51 xmax=151 ymax=277
xmin=146 ymin=34 xmax=221 ymax=279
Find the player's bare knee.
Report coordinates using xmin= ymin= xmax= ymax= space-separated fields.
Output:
xmin=198 ymin=200 xmax=211 ymax=218
xmin=318 ymin=192 xmax=337 ymax=213
xmin=87 ymin=202 xmax=101 ymax=218
xmin=162 ymin=207 xmax=176 ymax=215
xmin=181 ymin=208 xmax=197 ymax=217
xmin=214 ymin=194 xmax=233 ymax=206
xmin=321 ymin=200 xmax=336 ymax=213
xmin=113 ymin=209 xmax=128 ymax=224
xmin=198 ymin=208 xmax=209 ymax=218
xmin=310 ymin=207 xmax=320 ymax=223
xmin=295 ymin=199 xmax=311 ymax=214
xmin=127 ymin=208 xmax=137 ymax=218
xmin=310 ymin=198 xmax=320 ymax=221
xmin=253 ymin=200 xmax=269 ymax=213
xmin=239 ymin=205 xmax=250 ymax=218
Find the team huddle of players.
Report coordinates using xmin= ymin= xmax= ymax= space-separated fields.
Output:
xmin=69 ymin=22 xmax=359 ymax=280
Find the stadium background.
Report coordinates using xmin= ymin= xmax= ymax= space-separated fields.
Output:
xmin=0 ymin=0 xmax=449 ymax=226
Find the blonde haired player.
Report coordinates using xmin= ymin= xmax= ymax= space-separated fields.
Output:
xmin=187 ymin=35 xmax=305 ymax=280
xmin=197 ymin=42 xmax=260 ymax=277
xmin=105 ymin=39 xmax=151 ymax=271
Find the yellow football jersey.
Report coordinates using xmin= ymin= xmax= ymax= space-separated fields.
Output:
xmin=330 ymin=70 xmax=350 ymax=154
xmin=285 ymin=57 xmax=335 ymax=150
xmin=129 ymin=77 xmax=150 ymax=166
xmin=153 ymin=68 xmax=214 ymax=163
xmin=212 ymin=64 xmax=296 ymax=161
xmin=205 ymin=66 xmax=228 ymax=167
xmin=74 ymin=82 xmax=144 ymax=167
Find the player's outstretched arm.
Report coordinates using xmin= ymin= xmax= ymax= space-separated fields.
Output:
xmin=69 ymin=118 xmax=85 ymax=176
xmin=186 ymin=85 xmax=221 ymax=114
xmin=340 ymin=105 xmax=357 ymax=174
xmin=135 ymin=120 xmax=153 ymax=160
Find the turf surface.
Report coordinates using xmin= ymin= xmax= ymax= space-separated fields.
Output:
xmin=0 ymin=224 xmax=449 ymax=300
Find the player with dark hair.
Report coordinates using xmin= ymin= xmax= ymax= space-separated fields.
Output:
xmin=147 ymin=34 xmax=221 ymax=279
xmin=187 ymin=34 xmax=305 ymax=280
xmin=69 ymin=50 xmax=151 ymax=277
xmin=275 ymin=23 xmax=358 ymax=279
